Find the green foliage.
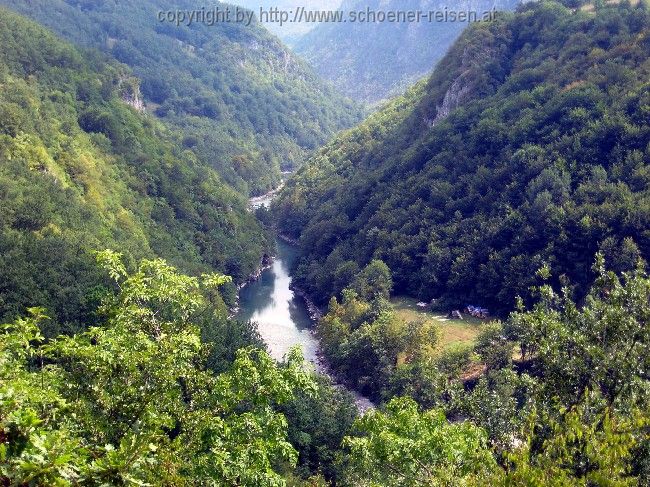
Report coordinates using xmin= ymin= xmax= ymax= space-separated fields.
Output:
xmin=386 ymin=357 xmax=464 ymax=411
xmin=507 ymin=254 xmax=650 ymax=406
xmin=459 ymin=368 xmax=538 ymax=451
xmin=0 ymin=254 xmax=315 ymax=486
xmin=474 ymin=322 xmax=513 ymax=371
xmin=352 ymin=259 xmax=394 ymax=301
xmin=277 ymin=0 xmax=650 ymax=314
xmin=343 ymin=397 xmax=498 ymax=486
xmin=1 ymin=0 xmax=362 ymax=195
xmin=310 ymin=257 xmax=650 ymax=484
xmin=277 ymin=4 xmax=650 ymax=480
xmin=3 ymin=2 xmax=650 ymax=485
xmin=318 ymin=290 xmax=441 ymax=401
xmin=280 ymin=375 xmax=358 ymax=483
xmin=0 ymin=8 xmax=270 ymax=331
xmin=487 ymin=396 xmax=648 ymax=486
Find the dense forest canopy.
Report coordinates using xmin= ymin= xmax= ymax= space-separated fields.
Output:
xmin=2 ymin=0 xmax=650 ymax=485
xmin=0 ymin=8 xmax=269 ymax=331
xmin=0 ymin=252 xmax=317 ymax=485
xmin=308 ymin=251 xmax=650 ymax=485
xmin=0 ymin=0 xmax=362 ymax=195
xmin=4 ymin=246 xmax=650 ymax=485
xmin=277 ymin=0 xmax=650 ymax=314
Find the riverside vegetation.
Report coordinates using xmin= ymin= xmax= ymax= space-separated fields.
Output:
xmin=2 ymin=0 xmax=650 ymax=485
xmin=277 ymin=0 xmax=650 ymax=315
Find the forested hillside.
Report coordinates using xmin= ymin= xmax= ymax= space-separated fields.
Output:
xmin=1 ymin=0 xmax=362 ymax=195
xmin=0 ymin=9 xmax=269 ymax=331
xmin=294 ymin=0 xmax=521 ymax=103
xmin=277 ymin=0 xmax=650 ymax=314
xmin=3 ymin=1 xmax=650 ymax=485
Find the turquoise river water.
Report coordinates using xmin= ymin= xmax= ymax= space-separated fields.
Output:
xmin=239 ymin=190 xmax=374 ymax=410
xmin=236 ymin=238 xmax=320 ymax=364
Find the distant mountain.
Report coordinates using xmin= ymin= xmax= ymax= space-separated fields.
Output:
xmin=0 ymin=8 xmax=269 ymax=330
xmin=228 ymin=0 xmax=344 ymax=44
xmin=1 ymin=0 xmax=362 ymax=195
xmin=294 ymin=0 xmax=522 ymax=104
xmin=276 ymin=0 xmax=650 ymax=313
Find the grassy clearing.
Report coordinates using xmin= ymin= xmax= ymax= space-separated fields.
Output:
xmin=391 ymin=296 xmax=489 ymax=353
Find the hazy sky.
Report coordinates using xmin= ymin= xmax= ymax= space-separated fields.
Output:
xmin=227 ymin=0 xmax=344 ymax=42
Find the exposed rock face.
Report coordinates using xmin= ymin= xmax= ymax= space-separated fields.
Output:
xmin=430 ymin=73 xmax=472 ymax=126
xmin=117 ymin=75 xmax=145 ymax=112
xmin=426 ymin=41 xmax=498 ymax=127
xmin=123 ymin=91 xmax=145 ymax=112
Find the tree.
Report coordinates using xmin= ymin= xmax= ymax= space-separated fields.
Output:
xmin=485 ymin=395 xmax=648 ymax=486
xmin=507 ymin=254 xmax=650 ymax=406
xmin=343 ymin=397 xmax=498 ymax=486
xmin=0 ymin=252 xmax=315 ymax=486
xmin=353 ymin=259 xmax=394 ymax=301
xmin=460 ymin=369 xmax=538 ymax=451
xmin=474 ymin=322 xmax=513 ymax=371
xmin=280 ymin=375 xmax=358 ymax=482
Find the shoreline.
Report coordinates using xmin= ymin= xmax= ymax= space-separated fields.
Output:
xmin=277 ymin=232 xmax=299 ymax=246
xmin=237 ymin=240 xmax=376 ymax=411
xmin=290 ymin=283 xmax=323 ymax=321
xmin=248 ymin=182 xmax=286 ymax=210
xmin=241 ymin=192 xmax=375 ymax=411
xmin=290 ymin=281 xmax=375 ymax=411
xmin=228 ymin=253 xmax=274 ymax=318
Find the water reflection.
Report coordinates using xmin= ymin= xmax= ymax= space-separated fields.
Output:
xmin=236 ymin=239 xmax=319 ymax=363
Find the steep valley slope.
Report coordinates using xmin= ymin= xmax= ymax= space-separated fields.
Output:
xmin=277 ymin=0 xmax=650 ymax=314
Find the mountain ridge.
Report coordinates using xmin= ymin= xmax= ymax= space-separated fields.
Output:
xmin=0 ymin=0 xmax=363 ymax=195
xmin=276 ymin=0 xmax=650 ymax=313
xmin=294 ymin=0 xmax=523 ymax=104
xmin=0 ymin=7 xmax=270 ymax=330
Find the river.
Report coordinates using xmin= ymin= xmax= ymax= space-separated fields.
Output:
xmin=235 ymin=238 xmax=319 ymax=364
xmin=237 ymin=197 xmax=374 ymax=410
